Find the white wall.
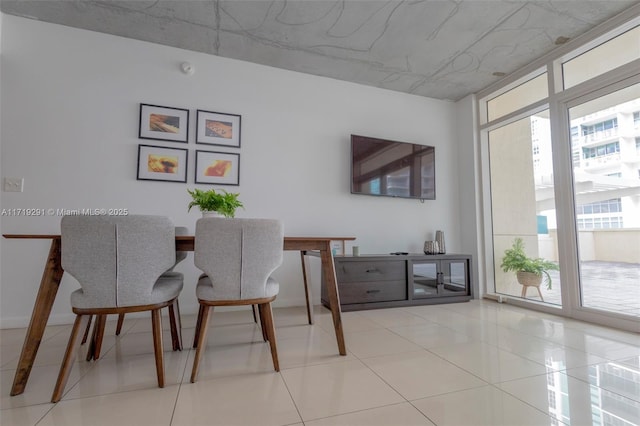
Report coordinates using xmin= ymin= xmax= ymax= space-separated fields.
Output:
xmin=0 ymin=16 xmax=467 ymax=328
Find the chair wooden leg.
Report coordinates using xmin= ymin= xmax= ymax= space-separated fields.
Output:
xmin=151 ymin=308 xmax=165 ymax=388
xmin=86 ymin=321 xmax=97 ymax=361
xmin=168 ymin=299 xmax=183 ymax=351
xmin=521 ymin=285 xmax=527 ymax=298
xmin=115 ymin=313 xmax=126 ymax=335
xmin=191 ymin=305 xmax=212 ymax=383
xmin=252 ymin=304 xmax=258 ymax=323
xmin=86 ymin=314 xmax=107 ymax=361
xmin=52 ymin=315 xmax=89 ymax=403
xmin=261 ymin=302 xmax=280 ymax=372
xmin=536 ymin=286 xmax=544 ymax=301
xmin=193 ymin=304 xmax=205 ymax=349
xmin=81 ymin=314 xmax=93 ymax=345
xmin=257 ymin=304 xmax=268 ymax=342
xmin=93 ymin=314 xmax=107 ymax=360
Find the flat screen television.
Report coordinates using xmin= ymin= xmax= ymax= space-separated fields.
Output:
xmin=351 ymin=134 xmax=435 ymax=200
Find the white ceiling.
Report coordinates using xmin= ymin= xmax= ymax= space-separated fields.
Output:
xmin=2 ymin=0 xmax=637 ymax=101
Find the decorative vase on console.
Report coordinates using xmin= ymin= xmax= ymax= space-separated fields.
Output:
xmin=424 ymin=240 xmax=439 ymax=255
xmin=435 ymin=230 xmax=446 ymax=254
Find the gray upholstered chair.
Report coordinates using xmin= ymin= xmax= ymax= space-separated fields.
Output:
xmin=81 ymin=226 xmax=189 ymax=351
xmin=52 ymin=215 xmax=183 ymax=403
xmin=190 ymin=218 xmax=284 ymax=382
xmin=156 ymin=225 xmax=188 ymax=350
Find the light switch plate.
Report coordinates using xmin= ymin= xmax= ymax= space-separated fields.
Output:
xmin=3 ymin=177 xmax=24 ymax=192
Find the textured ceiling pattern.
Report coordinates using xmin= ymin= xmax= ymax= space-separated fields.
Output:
xmin=2 ymin=0 xmax=637 ymax=100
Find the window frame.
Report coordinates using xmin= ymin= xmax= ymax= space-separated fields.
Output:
xmin=475 ymin=7 xmax=640 ymax=331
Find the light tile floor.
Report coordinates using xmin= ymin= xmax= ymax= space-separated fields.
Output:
xmin=1 ymin=300 xmax=639 ymax=426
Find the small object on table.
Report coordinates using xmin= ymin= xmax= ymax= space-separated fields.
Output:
xmin=435 ymin=230 xmax=446 ymax=254
xmin=424 ymin=241 xmax=440 ymax=255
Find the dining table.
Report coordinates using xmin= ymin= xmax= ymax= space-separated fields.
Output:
xmin=2 ymin=233 xmax=354 ymax=396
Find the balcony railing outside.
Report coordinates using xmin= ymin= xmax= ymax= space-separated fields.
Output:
xmin=580 ymin=127 xmax=619 ymax=145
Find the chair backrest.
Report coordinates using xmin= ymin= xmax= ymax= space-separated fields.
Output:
xmin=167 ymin=226 xmax=189 ymax=271
xmin=61 ymin=215 xmax=176 ymax=308
xmin=194 ymin=218 xmax=284 ymax=300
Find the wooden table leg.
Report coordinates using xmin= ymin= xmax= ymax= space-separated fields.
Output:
xmin=300 ymin=251 xmax=314 ymax=325
xmin=319 ymin=245 xmax=346 ymax=356
xmin=10 ymin=238 xmax=64 ymax=396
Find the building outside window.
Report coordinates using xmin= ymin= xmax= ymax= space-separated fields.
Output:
xmin=570 ymin=99 xmax=640 ymax=231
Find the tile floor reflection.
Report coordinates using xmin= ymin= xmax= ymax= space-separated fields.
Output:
xmin=0 ymin=301 xmax=638 ymax=425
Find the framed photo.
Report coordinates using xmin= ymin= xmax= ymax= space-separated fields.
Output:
xmin=196 ymin=110 xmax=241 ymax=147
xmin=139 ymin=103 xmax=189 ymax=143
xmin=137 ymin=144 xmax=188 ymax=183
xmin=195 ymin=150 xmax=240 ymax=185
xmin=330 ymin=241 xmax=345 ymax=256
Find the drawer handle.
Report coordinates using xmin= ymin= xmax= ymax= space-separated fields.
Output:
xmin=366 ymin=269 xmax=381 ymax=274
xmin=366 ymin=289 xmax=381 ymax=294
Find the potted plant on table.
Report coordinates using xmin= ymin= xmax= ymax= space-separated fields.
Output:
xmin=501 ymin=237 xmax=559 ymax=290
xmin=187 ymin=188 xmax=244 ymax=218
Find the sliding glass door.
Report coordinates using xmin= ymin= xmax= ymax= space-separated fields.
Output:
xmin=568 ymin=84 xmax=640 ymax=318
xmin=488 ymin=110 xmax=562 ymax=306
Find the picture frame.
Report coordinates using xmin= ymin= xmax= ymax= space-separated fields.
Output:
xmin=195 ymin=150 xmax=240 ymax=185
xmin=137 ymin=144 xmax=188 ymax=183
xmin=139 ymin=103 xmax=189 ymax=143
xmin=196 ymin=109 xmax=241 ymax=147
xmin=330 ymin=241 xmax=345 ymax=256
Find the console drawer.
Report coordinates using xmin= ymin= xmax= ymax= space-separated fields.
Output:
xmin=336 ymin=260 xmax=405 ymax=283
xmin=339 ymin=280 xmax=406 ymax=304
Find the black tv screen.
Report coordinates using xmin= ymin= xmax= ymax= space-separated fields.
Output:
xmin=351 ymin=134 xmax=435 ymax=200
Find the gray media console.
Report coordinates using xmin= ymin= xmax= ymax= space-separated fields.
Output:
xmin=321 ymin=253 xmax=473 ymax=311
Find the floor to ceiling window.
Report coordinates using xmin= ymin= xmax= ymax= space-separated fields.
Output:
xmin=478 ymin=15 xmax=639 ymax=331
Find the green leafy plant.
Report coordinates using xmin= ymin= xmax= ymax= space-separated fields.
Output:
xmin=187 ymin=188 xmax=244 ymax=218
xmin=500 ymin=238 xmax=559 ymax=289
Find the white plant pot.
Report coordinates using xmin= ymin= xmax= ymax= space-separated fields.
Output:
xmin=202 ymin=211 xmax=223 ymax=218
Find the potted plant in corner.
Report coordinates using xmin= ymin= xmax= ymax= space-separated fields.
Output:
xmin=187 ymin=188 xmax=244 ymax=218
xmin=501 ymin=237 xmax=559 ymax=291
